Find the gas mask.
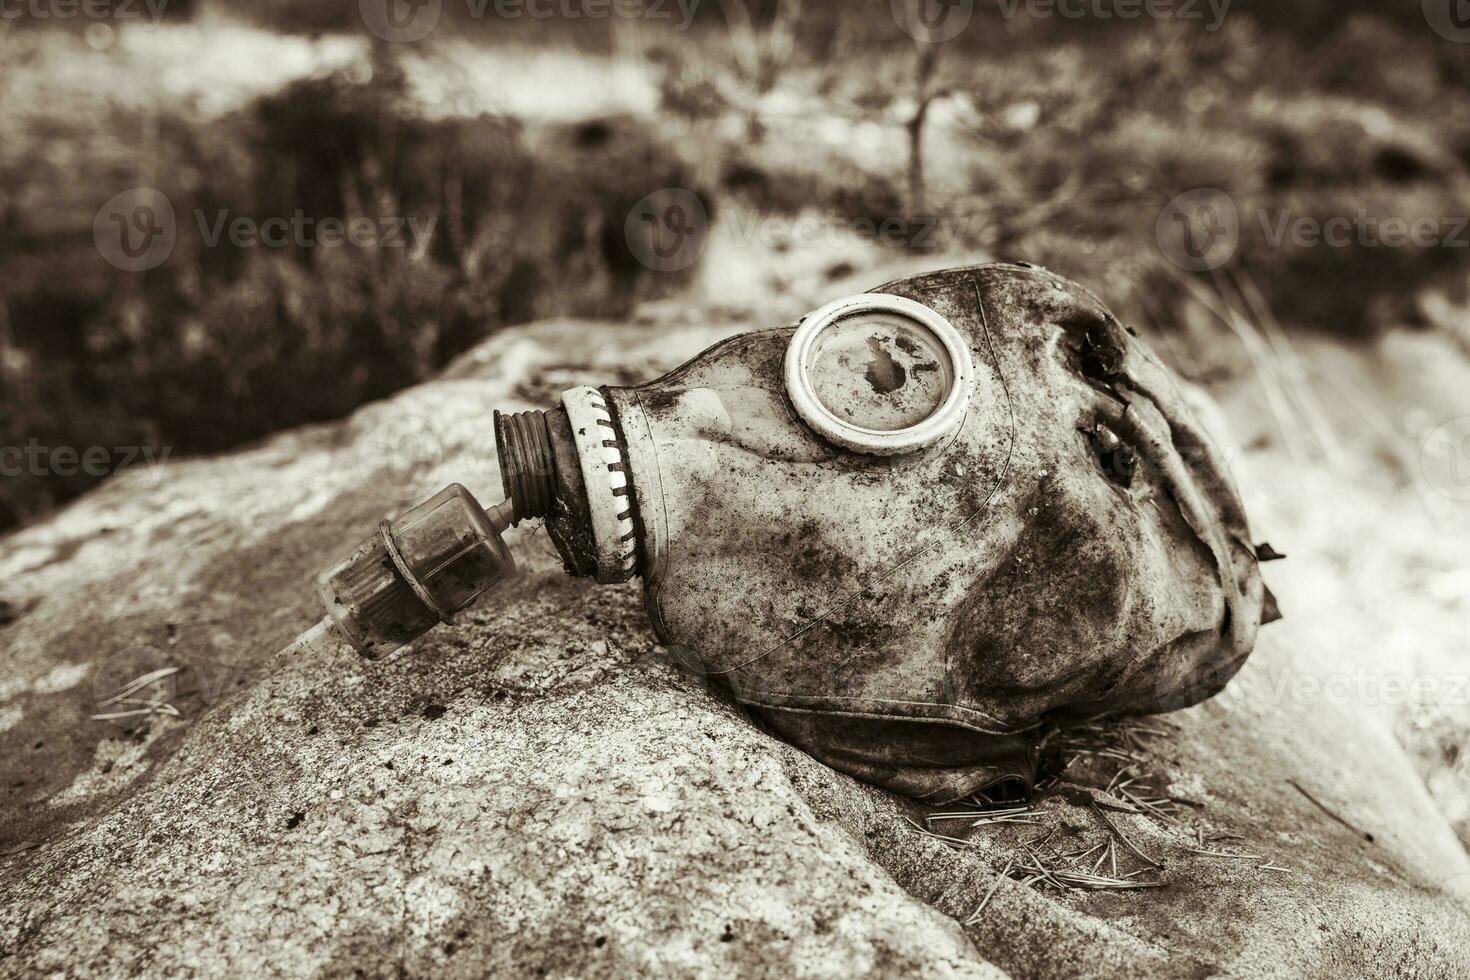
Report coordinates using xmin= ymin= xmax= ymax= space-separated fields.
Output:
xmin=315 ymin=263 xmax=1275 ymax=804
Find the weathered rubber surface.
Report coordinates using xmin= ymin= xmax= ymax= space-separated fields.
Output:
xmin=612 ymin=265 xmax=1268 ymax=801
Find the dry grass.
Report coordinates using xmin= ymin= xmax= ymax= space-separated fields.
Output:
xmin=904 ymin=802 xmax=1044 ymax=848
xmin=961 ymin=819 xmax=1170 ymax=925
xmin=90 ymin=666 xmax=181 ymax=722
xmin=1051 ymin=717 xmax=1300 ymax=879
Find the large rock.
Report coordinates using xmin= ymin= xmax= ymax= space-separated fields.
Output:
xmin=2 ymin=309 xmax=1468 ymax=978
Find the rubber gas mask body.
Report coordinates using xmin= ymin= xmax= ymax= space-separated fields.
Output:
xmin=318 ymin=264 xmax=1273 ymax=803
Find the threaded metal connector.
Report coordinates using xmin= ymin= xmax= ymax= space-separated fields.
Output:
xmin=494 ymin=409 xmax=558 ymax=524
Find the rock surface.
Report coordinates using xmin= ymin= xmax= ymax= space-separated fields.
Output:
xmin=2 ymin=304 xmax=1469 ymax=978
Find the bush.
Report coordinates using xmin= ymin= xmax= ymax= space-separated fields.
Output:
xmin=0 ymin=52 xmax=703 ymax=530
xmin=925 ymin=17 xmax=1470 ymax=335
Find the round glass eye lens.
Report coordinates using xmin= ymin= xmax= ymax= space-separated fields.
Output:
xmin=806 ymin=311 xmax=954 ymax=432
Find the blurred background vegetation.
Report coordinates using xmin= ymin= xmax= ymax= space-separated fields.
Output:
xmin=2 ymin=0 xmax=1470 ymax=530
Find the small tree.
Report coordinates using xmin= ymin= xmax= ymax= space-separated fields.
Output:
xmin=893 ymin=0 xmax=959 ymax=218
xmin=719 ymin=0 xmax=804 ymax=142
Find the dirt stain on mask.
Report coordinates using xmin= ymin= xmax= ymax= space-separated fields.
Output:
xmin=863 ymin=334 xmax=908 ymax=394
